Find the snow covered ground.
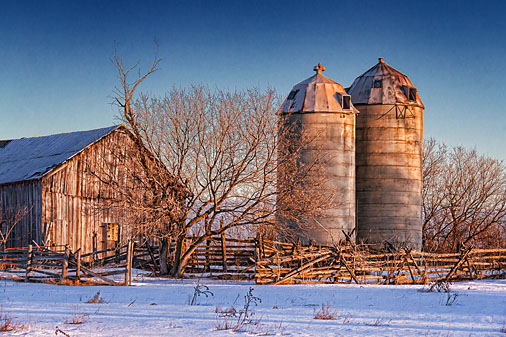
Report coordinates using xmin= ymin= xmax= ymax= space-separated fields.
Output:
xmin=1 ymin=272 xmax=505 ymax=336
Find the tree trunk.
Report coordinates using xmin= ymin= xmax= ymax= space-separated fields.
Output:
xmin=159 ymin=238 xmax=169 ymax=275
xmin=171 ymin=234 xmax=211 ymax=277
xmin=170 ymin=235 xmax=185 ymax=276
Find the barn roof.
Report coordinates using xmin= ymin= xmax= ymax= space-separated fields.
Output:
xmin=0 ymin=125 xmax=121 ymax=185
xmin=280 ymin=63 xmax=359 ymax=114
xmin=347 ymin=58 xmax=424 ymax=108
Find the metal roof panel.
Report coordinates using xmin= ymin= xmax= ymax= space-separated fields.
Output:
xmin=0 ymin=125 xmax=120 ymax=184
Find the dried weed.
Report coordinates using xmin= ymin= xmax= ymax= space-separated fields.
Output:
xmin=313 ymin=302 xmax=338 ymax=320
xmin=86 ymin=291 xmax=104 ymax=304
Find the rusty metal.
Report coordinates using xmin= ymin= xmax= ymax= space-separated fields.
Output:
xmin=349 ymin=58 xmax=424 ymax=249
xmin=278 ymin=64 xmax=358 ymax=245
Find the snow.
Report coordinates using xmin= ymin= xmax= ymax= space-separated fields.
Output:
xmin=1 ymin=272 xmax=505 ymax=336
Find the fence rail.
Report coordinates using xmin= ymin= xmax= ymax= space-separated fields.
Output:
xmin=2 ymin=235 xmax=505 ymax=286
xmin=254 ymin=238 xmax=506 ymax=285
xmin=0 ymin=242 xmax=135 ymax=286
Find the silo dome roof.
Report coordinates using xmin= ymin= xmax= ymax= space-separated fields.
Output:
xmin=280 ymin=63 xmax=359 ymax=114
xmin=347 ymin=58 xmax=424 ymax=108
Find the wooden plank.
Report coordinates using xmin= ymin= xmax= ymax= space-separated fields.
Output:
xmin=25 ymin=244 xmax=33 ymax=282
xmin=78 ymin=265 xmax=119 ymax=286
xmin=273 ymin=252 xmax=332 ymax=285
xmin=445 ymin=248 xmax=473 ymax=282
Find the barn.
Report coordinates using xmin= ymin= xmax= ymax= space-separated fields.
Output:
xmin=0 ymin=125 xmax=165 ymax=252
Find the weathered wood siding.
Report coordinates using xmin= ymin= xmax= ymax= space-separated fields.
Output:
xmin=0 ymin=180 xmax=42 ymax=247
xmin=41 ymin=128 xmax=135 ymax=252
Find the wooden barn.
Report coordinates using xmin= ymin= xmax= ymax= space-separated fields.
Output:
xmin=0 ymin=125 xmax=165 ymax=252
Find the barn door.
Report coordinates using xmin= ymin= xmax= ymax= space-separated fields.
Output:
xmin=101 ymin=223 xmax=120 ymax=251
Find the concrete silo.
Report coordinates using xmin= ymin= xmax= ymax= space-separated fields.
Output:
xmin=278 ymin=64 xmax=358 ymax=245
xmin=348 ymin=58 xmax=424 ymax=249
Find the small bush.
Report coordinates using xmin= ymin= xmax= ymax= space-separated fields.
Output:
xmin=188 ymin=280 xmax=213 ymax=306
xmin=87 ymin=291 xmax=104 ymax=304
xmin=313 ymin=303 xmax=337 ymax=320
xmin=215 ymin=287 xmax=262 ymax=333
xmin=420 ymin=280 xmax=452 ymax=293
xmin=0 ymin=314 xmax=13 ymax=332
xmin=0 ymin=313 xmax=28 ymax=332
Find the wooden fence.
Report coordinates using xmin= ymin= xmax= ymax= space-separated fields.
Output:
xmin=254 ymin=238 xmax=506 ymax=285
xmin=184 ymin=236 xmax=255 ymax=277
xmin=2 ymin=235 xmax=505 ymax=286
xmin=0 ymin=241 xmax=135 ymax=286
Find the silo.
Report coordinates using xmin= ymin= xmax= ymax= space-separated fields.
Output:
xmin=348 ymin=58 xmax=424 ymax=249
xmin=278 ymin=64 xmax=358 ymax=245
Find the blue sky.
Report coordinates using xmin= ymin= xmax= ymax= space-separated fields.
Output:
xmin=1 ymin=1 xmax=505 ymax=160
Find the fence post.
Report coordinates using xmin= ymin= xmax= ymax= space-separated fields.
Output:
xmin=205 ymin=237 xmax=211 ymax=272
xmin=125 ymin=240 xmax=134 ymax=286
xmin=76 ymin=250 xmax=81 ymax=283
xmin=92 ymin=231 xmax=97 ymax=267
xmin=25 ymin=244 xmax=33 ymax=282
xmin=61 ymin=245 xmax=68 ymax=282
xmin=221 ymin=233 xmax=228 ymax=272
xmin=258 ymin=233 xmax=264 ymax=259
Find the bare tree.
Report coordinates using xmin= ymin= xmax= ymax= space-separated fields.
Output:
xmin=0 ymin=205 xmax=28 ymax=250
xmin=110 ymin=49 xmax=332 ymax=276
xmin=422 ymin=139 xmax=506 ymax=252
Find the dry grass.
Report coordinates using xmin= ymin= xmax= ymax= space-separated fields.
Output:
xmin=215 ymin=306 xmax=237 ymax=317
xmin=247 ymin=321 xmax=285 ymax=336
xmin=313 ymin=303 xmax=338 ymax=320
xmin=215 ymin=318 xmax=233 ymax=331
xmin=0 ymin=312 xmax=29 ymax=332
xmin=63 ymin=306 xmax=89 ymax=325
xmin=366 ymin=317 xmax=392 ymax=326
xmin=86 ymin=291 xmax=104 ymax=304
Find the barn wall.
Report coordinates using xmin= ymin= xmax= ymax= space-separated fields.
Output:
xmin=41 ymin=128 xmax=137 ymax=253
xmin=0 ymin=180 xmax=42 ymax=247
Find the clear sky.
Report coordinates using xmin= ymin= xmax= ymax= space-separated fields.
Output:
xmin=1 ymin=0 xmax=505 ymax=160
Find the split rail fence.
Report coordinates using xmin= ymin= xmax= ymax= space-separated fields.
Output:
xmin=0 ymin=241 xmax=135 ymax=286
xmin=1 ymin=235 xmax=505 ymax=286
xmin=254 ymin=238 xmax=506 ymax=285
xmin=184 ymin=236 xmax=255 ymax=277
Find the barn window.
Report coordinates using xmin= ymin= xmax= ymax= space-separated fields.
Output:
xmin=373 ymin=79 xmax=382 ymax=88
xmin=401 ymin=86 xmax=417 ymax=101
xmin=342 ymin=95 xmax=351 ymax=110
xmin=409 ymin=88 xmax=417 ymax=101
xmin=401 ymin=86 xmax=409 ymax=98
xmin=287 ymin=89 xmax=299 ymax=100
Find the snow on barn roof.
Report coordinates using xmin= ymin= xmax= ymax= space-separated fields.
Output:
xmin=0 ymin=125 xmax=121 ymax=185
xmin=347 ymin=57 xmax=424 ymax=108
xmin=280 ymin=63 xmax=359 ymax=114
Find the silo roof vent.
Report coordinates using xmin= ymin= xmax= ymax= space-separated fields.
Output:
xmin=280 ymin=64 xmax=359 ymax=114
xmin=347 ymin=58 xmax=424 ymax=108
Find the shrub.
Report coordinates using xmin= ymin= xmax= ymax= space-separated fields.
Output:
xmin=313 ymin=303 xmax=337 ymax=320
xmin=188 ymin=280 xmax=213 ymax=306
xmin=0 ymin=312 xmax=28 ymax=332
xmin=86 ymin=291 xmax=104 ymax=304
